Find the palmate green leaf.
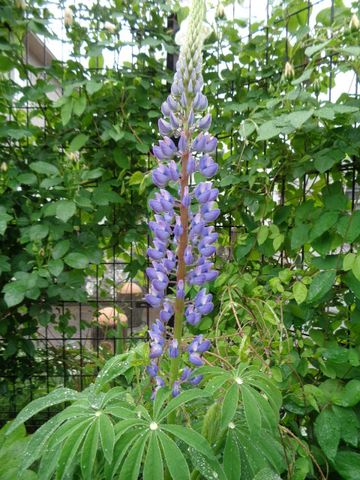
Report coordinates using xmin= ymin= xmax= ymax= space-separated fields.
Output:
xmin=99 ymin=413 xmax=115 ymax=464
xmin=241 ymin=385 xmax=262 ymax=434
xmin=7 ymin=388 xmax=80 ymax=434
xmin=251 ymin=388 xmax=278 ymax=431
xmin=246 ymin=375 xmax=282 ymax=414
xmin=253 ymin=430 xmax=286 ymax=473
xmin=314 ymin=407 xmax=340 ymax=460
xmin=252 ymin=468 xmax=282 ymax=480
xmin=94 ymin=353 xmax=131 ymax=391
xmin=158 ymin=388 xmax=209 ymax=421
xmin=21 ymin=402 xmax=90 ymax=469
xmin=106 ymin=430 xmax=141 ymax=480
xmin=189 ymin=447 xmax=227 ymax=480
xmin=236 ymin=430 xmax=269 ymax=478
xmin=104 ymin=405 xmax=137 ymax=419
xmin=161 ymin=425 xmax=214 ymax=459
xmin=153 ymin=386 xmax=170 ymax=419
xmin=114 ymin=418 xmax=147 ymax=440
xmin=47 ymin=416 xmax=92 ymax=450
xmin=119 ymin=431 xmax=149 ymax=480
xmin=223 ymin=429 xmax=241 ymax=480
xmin=143 ymin=433 xmax=163 ymax=480
xmin=37 ymin=444 xmax=61 ymax=480
xmin=101 ymin=387 xmax=126 ymax=407
xmin=204 ymin=374 xmax=231 ymax=395
xmin=81 ymin=417 xmax=99 ymax=479
xmin=55 ymin=419 xmax=91 ymax=480
xmin=157 ymin=430 xmax=190 ymax=480
xmin=221 ymin=382 xmax=239 ymax=429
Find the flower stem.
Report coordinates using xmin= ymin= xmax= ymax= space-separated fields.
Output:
xmin=168 ymin=149 xmax=189 ymax=422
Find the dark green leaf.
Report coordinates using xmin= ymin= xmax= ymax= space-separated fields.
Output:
xmin=314 ymin=407 xmax=340 ymax=460
xmin=143 ymin=433 xmax=163 ymax=480
xmin=157 ymin=431 xmax=190 ymax=480
xmin=30 ymin=161 xmax=59 ymax=176
xmin=161 ymin=425 xmax=215 ymax=459
xmin=56 ymin=200 xmax=76 ymax=223
xmin=223 ymin=430 xmax=241 ymax=480
xmin=64 ymin=252 xmax=89 ymax=269
xmin=307 ymin=271 xmax=336 ymax=304
xmin=221 ymin=383 xmax=239 ymax=429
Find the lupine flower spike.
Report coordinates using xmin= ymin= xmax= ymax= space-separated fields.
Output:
xmin=146 ymin=0 xmax=218 ymax=398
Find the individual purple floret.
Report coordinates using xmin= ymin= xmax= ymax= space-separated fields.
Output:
xmin=145 ymin=0 xmax=218 ymax=398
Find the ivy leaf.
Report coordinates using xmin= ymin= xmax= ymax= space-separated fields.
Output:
xmin=29 ymin=224 xmax=49 ymax=241
xmin=291 ymin=223 xmax=309 ymax=249
xmin=293 ymin=281 xmax=307 ymax=304
xmin=56 ymin=200 xmax=76 ymax=223
xmin=314 ymin=407 xmax=340 ymax=460
xmin=343 ymin=253 xmax=356 ymax=271
xmin=86 ymin=80 xmax=102 ymax=95
xmin=30 ymin=161 xmax=59 ymax=176
xmin=305 ymin=40 xmax=330 ymax=56
xmin=309 ymin=212 xmax=338 ymax=241
xmin=64 ymin=253 xmax=89 ymax=269
xmin=257 ymin=121 xmax=281 ymax=141
xmin=307 ymin=271 xmax=335 ymax=304
xmin=69 ymin=133 xmax=89 ymax=152
xmin=257 ymin=225 xmax=269 ymax=245
xmin=52 ymin=240 xmax=70 ymax=260
xmin=334 ymin=380 xmax=360 ymax=408
xmin=61 ymin=99 xmax=73 ymax=126
xmin=352 ymin=255 xmax=360 ymax=281
xmin=48 ymin=259 xmax=64 ymax=277
xmin=287 ymin=110 xmax=313 ymax=129
xmin=334 ymin=451 xmax=360 ymax=480
xmin=337 ymin=211 xmax=360 ymax=243
xmin=73 ymin=96 xmax=87 ymax=116
xmin=332 ymin=406 xmax=359 ymax=447
xmin=3 ymin=282 xmax=25 ymax=308
xmin=0 ymin=208 xmax=12 ymax=236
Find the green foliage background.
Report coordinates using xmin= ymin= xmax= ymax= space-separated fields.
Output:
xmin=0 ymin=0 xmax=360 ymax=478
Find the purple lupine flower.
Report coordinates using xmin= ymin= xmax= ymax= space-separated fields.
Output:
xmin=172 ymin=381 xmax=181 ymax=397
xmin=145 ymin=0 xmax=218 ymax=395
xmin=190 ymin=374 xmax=203 ymax=385
xmin=199 ymin=154 xmax=218 ymax=178
xmin=180 ymin=367 xmax=192 ymax=382
xmin=169 ymin=339 xmax=179 ymax=358
xmin=147 ymin=361 xmax=159 ymax=377
xmin=160 ymin=302 xmax=174 ymax=323
xmin=199 ymin=113 xmax=212 ymax=130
